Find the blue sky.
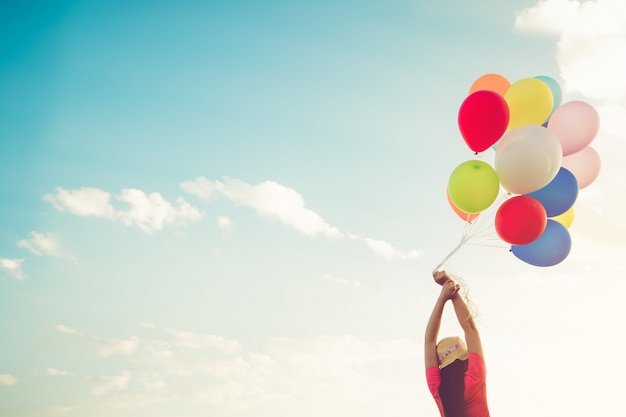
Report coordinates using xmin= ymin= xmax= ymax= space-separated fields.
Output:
xmin=1 ymin=1 xmax=625 ymax=416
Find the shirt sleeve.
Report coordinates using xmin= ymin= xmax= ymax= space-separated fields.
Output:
xmin=425 ymin=366 xmax=444 ymax=416
xmin=426 ymin=366 xmax=441 ymax=395
xmin=464 ymin=353 xmax=487 ymax=401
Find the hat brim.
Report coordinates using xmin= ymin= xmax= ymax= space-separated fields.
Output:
xmin=437 ymin=336 xmax=469 ymax=369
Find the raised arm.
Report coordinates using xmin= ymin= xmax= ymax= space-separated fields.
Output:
xmin=451 ymin=286 xmax=484 ymax=358
xmin=424 ymin=280 xmax=459 ymax=369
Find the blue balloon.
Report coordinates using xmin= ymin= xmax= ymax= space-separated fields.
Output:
xmin=511 ymin=220 xmax=571 ymax=267
xmin=525 ymin=167 xmax=578 ymax=217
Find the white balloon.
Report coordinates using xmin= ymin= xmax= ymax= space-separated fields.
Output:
xmin=495 ymin=125 xmax=563 ymax=194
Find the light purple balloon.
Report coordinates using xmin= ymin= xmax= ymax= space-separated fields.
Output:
xmin=547 ymin=101 xmax=600 ymax=156
xmin=561 ymin=146 xmax=601 ymax=189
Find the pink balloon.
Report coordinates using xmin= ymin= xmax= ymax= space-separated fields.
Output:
xmin=547 ymin=101 xmax=600 ymax=156
xmin=561 ymin=146 xmax=601 ymax=189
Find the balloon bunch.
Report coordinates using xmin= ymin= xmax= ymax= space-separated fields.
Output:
xmin=446 ymin=73 xmax=601 ymax=267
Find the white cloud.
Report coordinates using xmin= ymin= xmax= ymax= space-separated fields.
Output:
xmin=198 ymin=358 xmax=252 ymax=379
xmin=47 ymin=368 xmax=70 ymax=376
xmin=115 ymin=189 xmax=203 ymax=233
xmin=595 ymin=104 xmax=626 ymax=138
xmin=0 ymin=374 xmax=17 ymax=386
xmin=217 ymin=215 xmax=236 ymax=232
xmin=514 ymin=0 xmax=581 ymax=34
xmin=181 ymin=177 xmax=342 ymax=238
xmin=0 ymin=258 xmax=25 ymax=279
xmin=349 ymin=232 xmax=422 ymax=259
xmin=140 ymin=375 xmax=168 ymax=390
xmin=224 ymin=178 xmax=343 ymax=238
xmin=56 ymin=324 xmax=81 ymax=335
xmin=180 ymin=176 xmax=219 ymax=200
xmin=57 ymin=324 xmax=141 ymax=357
xmin=91 ymin=372 xmax=131 ymax=396
xmin=163 ymin=328 xmax=241 ymax=352
xmin=44 ymin=187 xmax=115 ymax=218
xmin=515 ymin=0 xmax=626 ymax=104
xmin=146 ymin=343 xmax=174 ymax=359
xmin=44 ymin=187 xmax=204 ymax=233
xmin=98 ymin=337 xmax=140 ymax=357
xmin=47 ymin=323 xmax=423 ymax=414
xmin=181 ymin=176 xmax=424 ymax=261
xmin=17 ymin=231 xmax=76 ymax=260
xmin=322 ymin=273 xmax=362 ymax=288
xmin=363 ymin=238 xmax=423 ymax=260
xmin=269 ymin=335 xmax=420 ymax=372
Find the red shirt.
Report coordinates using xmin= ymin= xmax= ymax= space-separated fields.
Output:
xmin=425 ymin=353 xmax=490 ymax=417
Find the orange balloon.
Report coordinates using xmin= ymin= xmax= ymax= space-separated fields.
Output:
xmin=469 ymin=73 xmax=511 ymax=97
xmin=447 ymin=188 xmax=480 ymax=223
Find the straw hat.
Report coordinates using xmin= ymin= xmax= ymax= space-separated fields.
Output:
xmin=437 ymin=336 xmax=469 ymax=369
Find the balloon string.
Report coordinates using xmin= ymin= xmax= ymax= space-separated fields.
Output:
xmin=432 ymin=236 xmax=467 ymax=274
xmin=432 ymin=190 xmax=511 ymax=274
xmin=448 ymin=272 xmax=479 ymax=320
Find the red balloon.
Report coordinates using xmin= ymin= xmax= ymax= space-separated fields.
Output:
xmin=458 ymin=90 xmax=510 ymax=153
xmin=495 ymin=196 xmax=547 ymax=245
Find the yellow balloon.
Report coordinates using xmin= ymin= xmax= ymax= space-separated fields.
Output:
xmin=550 ymin=206 xmax=575 ymax=229
xmin=504 ymin=78 xmax=553 ymax=130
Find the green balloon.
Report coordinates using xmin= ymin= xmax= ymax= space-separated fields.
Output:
xmin=448 ymin=160 xmax=500 ymax=213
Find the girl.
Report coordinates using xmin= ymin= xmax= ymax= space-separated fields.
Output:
xmin=424 ymin=271 xmax=490 ymax=417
